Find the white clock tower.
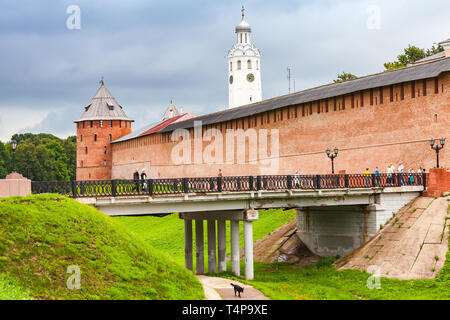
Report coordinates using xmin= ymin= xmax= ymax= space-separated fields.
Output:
xmin=227 ymin=7 xmax=262 ymax=109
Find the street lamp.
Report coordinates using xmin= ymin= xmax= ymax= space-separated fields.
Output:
xmin=326 ymin=147 xmax=339 ymax=174
xmin=10 ymin=140 xmax=17 ymax=173
xmin=429 ymin=138 xmax=445 ymax=168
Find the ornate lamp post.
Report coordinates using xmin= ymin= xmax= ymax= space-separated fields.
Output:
xmin=10 ymin=140 xmax=17 ymax=173
xmin=326 ymin=147 xmax=339 ymax=174
xmin=429 ymin=138 xmax=445 ymax=168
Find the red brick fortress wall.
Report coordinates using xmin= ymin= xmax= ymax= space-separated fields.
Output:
xmin=423 ymin=168 xmax=450 ymax=198
xmin=110 ymin=72 xmax=450 ymax=180
xmin=76 ymin=120 xmax=132 ymax=180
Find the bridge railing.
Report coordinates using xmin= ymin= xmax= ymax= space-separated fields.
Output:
xmin=31 ymin=173 xmax=427 ymax=198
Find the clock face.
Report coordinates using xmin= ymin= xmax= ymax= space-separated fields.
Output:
xmin=247 ymin=73 xmax=255 ymax=82
xmin=229 ymin=75 xmax=233 ymax=84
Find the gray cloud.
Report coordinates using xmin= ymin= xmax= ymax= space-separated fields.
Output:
xmin=0 ymin=0 xmax=449 ymax=141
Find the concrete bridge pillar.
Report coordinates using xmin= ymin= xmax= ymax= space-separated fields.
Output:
xmin=184 ymin=219 xmax=193 ymax=271
xmin=195 ymin=219 xmax=204 ymax=274
xmin=207 ymin=220 xmax=217 ymax=273
xmin=230 ymin=220 xmax=240 ymax=276
xmin=180 ymin=209 xmax=258 ymax=280
xmin=217 ymin=219 xmax=227 ymax=272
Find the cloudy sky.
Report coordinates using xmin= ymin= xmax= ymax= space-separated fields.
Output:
xmin=0 ymin=0 xmax=449 ymax=141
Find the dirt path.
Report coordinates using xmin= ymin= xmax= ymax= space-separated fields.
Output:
xmin=336 ymin=196 xmax=450 ymax=279
xmin=197 ymin=276 xmax=269 ymax=300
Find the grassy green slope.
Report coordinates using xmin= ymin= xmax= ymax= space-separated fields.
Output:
xmin=115 ymin=208 xmax=297 ymax=266
xmin=0 ymin=195 xmax=203 ymax=300
xmin=0 ymin=274 xmax=31 ymax=300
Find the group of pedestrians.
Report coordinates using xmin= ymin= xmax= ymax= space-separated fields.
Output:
xmin=364 ymin=163 xmax=425 ymax=186
xmin=133 ymin=168 xmax=147 ymax=191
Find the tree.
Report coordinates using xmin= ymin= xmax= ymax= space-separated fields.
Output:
xmin=334 ymin=72 xmax=358 ymax=83
xmin=4 ymin=133 xmax=76 ymax=181
xmin=384 ymin=44 xmax=444 ymax=71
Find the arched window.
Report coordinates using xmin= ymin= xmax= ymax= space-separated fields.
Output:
xmin=230 ymin=62 xmax=232 ymax=71
xmin=256 ymin=60 xmax=259 ymax=70
xmin=247 ymin=60 xmax=252 ymax=69
xmin=237 ymin=60 xmax=241 ymax=70
xmin=240 ymin=33 xmax=242 ymax=43
xmin=245 ymin=33 xmax=248 ymax=43
xmin=85 ymin=147 xmax=88 ymax=154
xmin=94 ymin=134 xmax=97 ymax=142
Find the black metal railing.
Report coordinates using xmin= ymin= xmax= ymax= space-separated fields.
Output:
xmin=31 ymin=173 xmax=427 ymax=198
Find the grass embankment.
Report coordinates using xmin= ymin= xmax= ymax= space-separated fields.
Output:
xmin=115 ymin=208 xmax=296 ymax=267
xmin=0 ymin=194 xmax=203 ymax=300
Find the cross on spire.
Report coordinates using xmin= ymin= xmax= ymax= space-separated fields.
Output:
xmin=241 ymin=6 xmax=245 ymax=19
xmin=99 ymin=76 xmax=104 ymax=86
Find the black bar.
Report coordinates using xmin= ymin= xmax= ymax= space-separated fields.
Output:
xmin=287 ymin=175 xmax=292 ymax=189
xmin=111 ymin=180 xmax=117 ymax=197
xmin=217 ymin=177 xmax=222 ymax=192
xmin=256 ymin=176 xmax=261 ymax=191
xmin=344 ymin=174 xmax=349 ymax=188
xmin=71 ymin=181 xmax=77 ymax=198
xmin=249 ymin=176 xmax=254 ymax=191
xmin=182 ymin=178 xmax=188 ymax=193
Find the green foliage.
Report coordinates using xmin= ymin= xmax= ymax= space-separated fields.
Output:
xmin=384 ymin=44 xmax=444 ymax=70
xmin=0 ymin=195 xmax=203 ymax=300
xmin=0 ymin=273 xmax=32 ymax=300
xmin=333 ymin=72 xmax=358 ymax=83
xmin=1 ymin=133 xmax=76 ymax=180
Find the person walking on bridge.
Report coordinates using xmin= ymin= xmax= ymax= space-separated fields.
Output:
xmin=141 ymin=169 xmax=147 ymax=191
xmin=375 ymin=167 xmax=381 ymax=186
xmin=364 ymin=168 xmax=371 ymax=186
xmin=133 ymin=169 xmax=140 ymax=192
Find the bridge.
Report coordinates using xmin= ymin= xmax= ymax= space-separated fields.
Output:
xmin=32 ymin=173 xmax=426 ymax=280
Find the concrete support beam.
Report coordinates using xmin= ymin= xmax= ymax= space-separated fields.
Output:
xmin=217 ymin=220 xmax=227 ymax=272
xmin=195 ymin=219 xmax=204 ymax=274
xmin=207 ymin=220 xmax=217 ymax=273
xmin=184 ymin=219 xmax=193 ymax=271
xmin=230 ymin=220 xmax=240 ymax=276
xmin=243 ymin=221 xmax=254 ymax=280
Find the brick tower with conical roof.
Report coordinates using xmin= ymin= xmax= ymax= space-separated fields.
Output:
xmin=75 ymin=81 xmax=134 ymax=180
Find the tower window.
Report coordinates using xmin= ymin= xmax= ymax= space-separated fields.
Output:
xmin=230 ymin=62 xmax=232 ymax=71
xmin=109 ymin=134 xmax=112 ymax=141
xmin=90 ymin=121 xmax=93 ymax=128
xmin=103 ymin=160 xmax=107 ymax=166
xmin=80 ymin=135 xmax=83 ymax=142
xmin=256 ymin=61 xmax=259 ymax=70
xmin=240 ymin=33 xmax=242 ymax=43
xmin=110 ymin=120 xmax=113 ymax=127
xmin=237 ymin=60 xmax=241 ymax=70
xmin=247 ymin=60 xmax=252 ymax=69
xmin=94 ymin=134 xmax=97 ymax=142
xmin=119 ymin=120 xmax=122 ymax=128
xmin=104 ymin=146 xmax=107 ymax=154
xmin=245 ymin=33 xmax=248 ymax=43
xmin=85 ymin=147 xmax=88 ymax=154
